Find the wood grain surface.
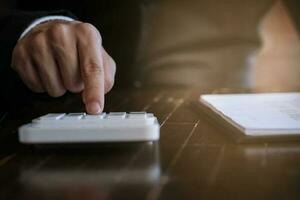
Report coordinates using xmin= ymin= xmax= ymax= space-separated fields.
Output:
xmin=0 ymin=88 xmax=300 ymax=200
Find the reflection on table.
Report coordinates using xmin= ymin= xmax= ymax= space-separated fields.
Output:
xmin=19 ymin=142 xmax=161 ymax=199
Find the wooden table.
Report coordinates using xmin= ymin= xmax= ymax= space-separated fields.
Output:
xmin=1 ymin=87 xmax=300 ymax=200
xmin=1 ymin=1 xmax=300 ymax=199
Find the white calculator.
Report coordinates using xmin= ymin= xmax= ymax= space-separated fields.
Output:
xmin=18 ymin=112 xmax=160 ymax=144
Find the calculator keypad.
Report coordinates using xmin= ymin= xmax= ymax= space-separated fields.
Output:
xmin=33 ymin=112 xmax=155 ymax=127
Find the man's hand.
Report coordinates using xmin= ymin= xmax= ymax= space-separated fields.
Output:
xmin=11 ymin=20 xmax=116 ymax=114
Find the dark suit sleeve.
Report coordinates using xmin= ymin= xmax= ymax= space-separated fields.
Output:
xmin=0 ymin=10 xmax=77 ymax=111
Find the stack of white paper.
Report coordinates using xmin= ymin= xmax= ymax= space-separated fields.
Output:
xmin=200 ymin=93 xmax=300 ymax=141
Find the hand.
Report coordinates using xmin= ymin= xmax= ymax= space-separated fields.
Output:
xmin=11 ymin=20 xmax=116 ymax=114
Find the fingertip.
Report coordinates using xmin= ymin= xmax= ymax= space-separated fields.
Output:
xmin=86 ymin=101 xmax=101 ymax=114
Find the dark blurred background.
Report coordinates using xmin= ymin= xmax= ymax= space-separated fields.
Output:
xmin=1 ymin=0 xmax=300 ymax=90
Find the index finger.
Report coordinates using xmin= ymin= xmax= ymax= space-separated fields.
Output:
xmin=76 ymin=23 xmax=104 ymax=114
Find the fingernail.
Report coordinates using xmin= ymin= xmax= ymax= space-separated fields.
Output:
xmin=87 ymin=102 xmax=101 ymax=114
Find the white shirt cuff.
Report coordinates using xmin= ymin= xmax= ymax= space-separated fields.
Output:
xmin=19 ymin=15 xmax=75 ymax=40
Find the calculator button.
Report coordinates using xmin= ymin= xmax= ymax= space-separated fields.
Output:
xmin=84 ymin=113 xmax=106 ymax=120
xmin=128 ymin=112 xmax=147 ymax=119
xmin=106 ymin=112 xmax=126 ymax=119
xmin=39 ymin=113 xmax=66 ymax=121
xmin=63 ymin=113 xmax=86 ymax=120
xmin=129 ymin=112 xmax=146 ymax=114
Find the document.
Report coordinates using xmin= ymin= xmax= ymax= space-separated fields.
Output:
xmin=200 ymin=93 xmax=300 ymax=140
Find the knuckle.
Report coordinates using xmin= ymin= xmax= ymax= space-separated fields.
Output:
xmin=27 ymin=29 xmax=43 ymax=39
xmin=28 ymin=33 xmax=47 ymax=53
xmin=30 ymin=31 xmax=46 ymax=45
xmin=82 ymin=62 xmax=103 ymax=78
xmin=76 ymin=22 xmax=95 ymax=32
xmin=50 ymin=23 xmax=67 ymax=35
xmin=47 ymin=23 xmax=68 ymax=42
xmin=76 ymin=23 xmax=101 ymax=39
